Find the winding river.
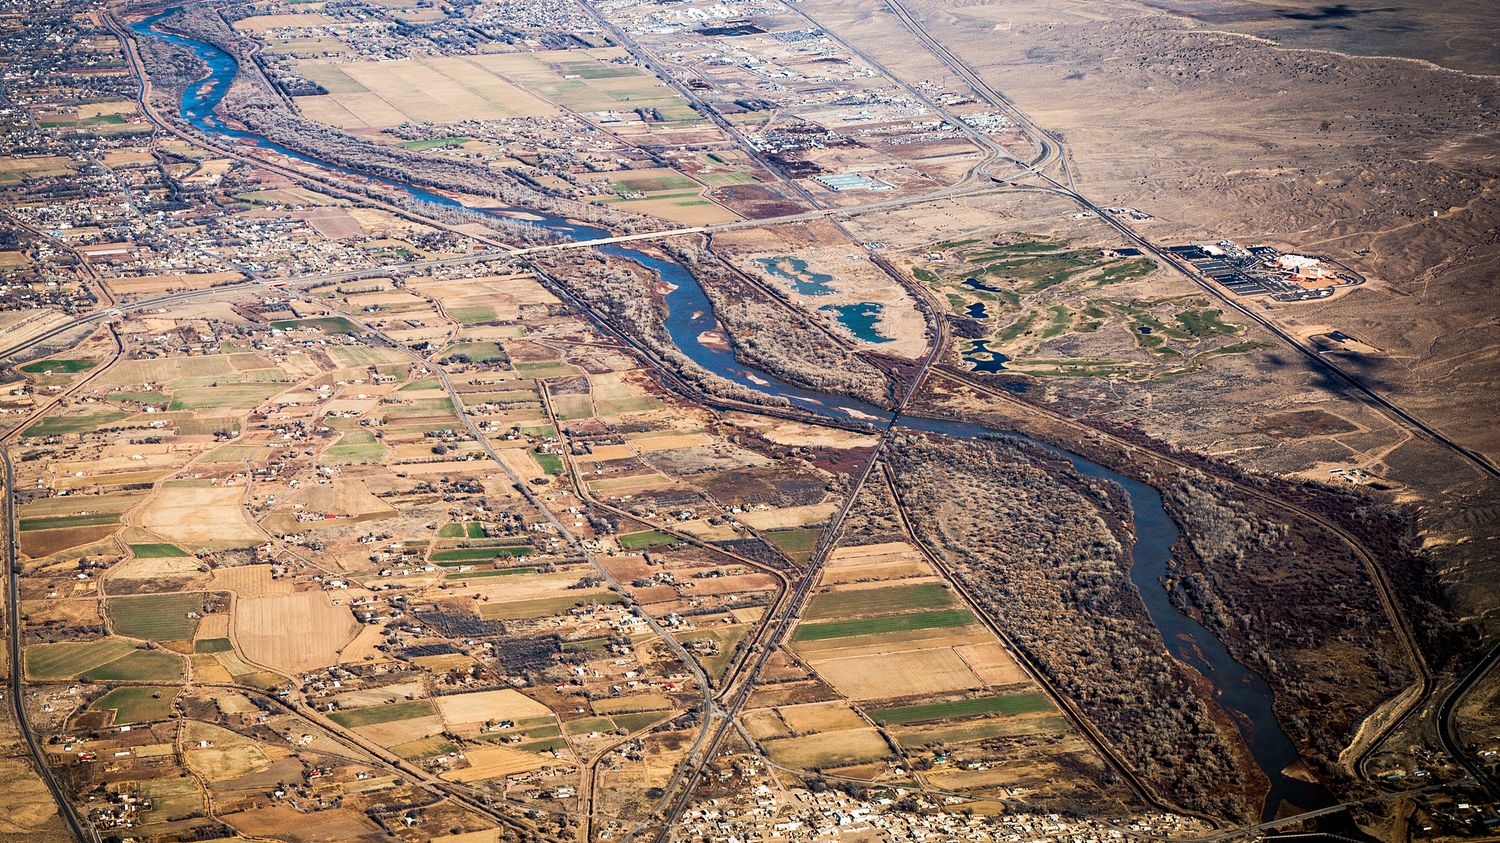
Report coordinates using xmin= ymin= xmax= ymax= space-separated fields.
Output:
xmin=134 ymin=11 xmax=1333 ymax=821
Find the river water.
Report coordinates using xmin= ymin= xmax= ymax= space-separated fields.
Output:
xmin=134 ymin=11 xmax=1333 ymax=821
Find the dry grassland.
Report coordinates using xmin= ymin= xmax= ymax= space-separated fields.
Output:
xmin=221 ymin=805 xmax=385 ymax=841
xmin=810 ymin=647 xmax=985 ymax=701
xmin=742 ymin=708 xmax=793 ymax=740
xmin=105 ymin=272 xmax=243 ymax=295
xmin=435 ymin=689 xmax=551 ymax=727
xmin=444 ymin=745 xmax=559 ymax=782
xmin=954 ymin=642 xmax=1027 ymax=686
xmin=762 ymin=727 xmax=893 ymax=770
xmin=137 ymin=486 xmax=262 ymax=548
xmin=208 ymin=564 xmax=294 ymax=596
xmin=293 ymin=56 xmax=554 ymax=129
xmin=777 ymin=701 xmax=867 ymax=734
xmin=234 ymin=591 xmax=360 ymax=673
xmin=739 ymin=501 xmax=838 ymax=531
xmin=232 ymin=13 xmax=332 ymax=30
xmin=108 ymin=556 xmax=205 ymax=584
xmin=592 ymin=693 xmax=671 ymax=715
xmin=353 ymin=715 xmax=446 ymax=747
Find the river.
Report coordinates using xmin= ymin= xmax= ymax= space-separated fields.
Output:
xmin=133 ymin=11 xmax=1333 ymax=822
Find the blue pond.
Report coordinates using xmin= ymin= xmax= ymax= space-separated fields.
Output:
xmin=820 ymin=302 xmax=892 ymax=344
xmin=755 ymin=255 xmax=836 ymax=296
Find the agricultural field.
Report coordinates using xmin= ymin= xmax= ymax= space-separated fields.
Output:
xmin=90 ymin=686 xmax=177 ymax=724
xmin=291 ymin=56 xmax=555 ymax=129
xmin=106 ymin=593 xmax=204 ymax=642
xmin=773 ymin=538 xmax=1086 ymax=791
xmin=10 ymin=0 xmax=1478 ymax=834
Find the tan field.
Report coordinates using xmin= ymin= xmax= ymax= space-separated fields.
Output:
xmin=739 ymin=502 xmax=838 ymax=531
xmin=232 ymin=13 xmax=333 ymax=30
xmin=435 ymin=689 xmax=552 ymax=727
xmin=184 ymin=722 xmax=275 ymax=780
xmin=593 ymin=693 xmax=671 ymax=715
xmin=221 ymin=805 xmax=385 ymax=841
xmin=444 ymin=744 xmax=562 ymax=783
xmin=189 ymin=654 xmax=233 ymax=683
xmin=777 ymin=701 xmax=867 ymax=734
xmin=790 ymin=625 xmax=992 ymax=658
xmin=954 ymin=642 xmax=1027 ymax=686
xmin=108 ymin=556 xmax=205 ymax=583
xmin=137 ymin=485 xmax=263 ymax=549
xmin=234 ymin=591 xmax=361 ymax=673
xmin=194 ymin=613 xmax=230 ymax=639
xmin=742 ymin=708 xmax=793 ymax=740
xmin=208 ymin=564 xmax=295 ymax=597
xmin=628 ymin=431 xmax=713 ymax=451
xmin=762 ymin=727 xmax=894 ymax=770
xmin=105 ymin=272 xmax=243 ymax=295
xmin=809 ymin=647 xmax=985 ymax=701
xmin=293 ymin=56 xmax=555 ymax=129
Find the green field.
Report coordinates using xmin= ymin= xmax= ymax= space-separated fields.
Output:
xmin=194 ymin=638 xmax=233 ymax=654
xmin=617 ymin=530 xmax=676 ymax=550
xmin=82 ymin=649 xmax=184 ymax=681
xmin=803 ymin=583 xmax=955 ymax=620
xmin=400 ymin=136 xmax=469 ymax=149
xmin=872 ymin=692 xmax=1051 ymax=725
xmin=129 ymin=543 xmax=190 ymax=557
xmin=438 ymin=522 xmax=488 ymax=539
xmin=441 ymin=341 xmax=508 ymax=363
xmin=430 ymin=547 xmax=533 ymax=562
xmin=91 ymin=686 xmax=176 ymax=724
xmin=478 ymin=591 xmax=621 ymax=621
xmin=20 ymin=358 xmax=95 ymax=374
xmin=444 ymin=567 xmax=539 ymax=580
xmin=449 ymin=306 xmax=497 ymax=325
xmin=764 ymin=528 xmax=819 ymax=563
xmin=25 ymin=638 xmax=137 ymax=680
xmin=108 ymin=593 xmax=202 ymax=641
xmin=528 ymin=449 xmax=563 ymax=475
xmin=792 ymin=609 xmax=974 ymax=643
xmin=168 ymin=383 xmax=283 ymax=411
xmin=892 ymin=714 xmax=1068 ymax=748
xmin=392 ymin=735 xmax=460 ymax=759
xmin=18 ymin=512 xmax=121 ymax=532
xmin=271 ymin=316 xmax=359 ymax=334
xmin=324 ymin=429 xmax=386 ymax=464
xmin=22 ymin=412 xmax=130 ymax=439
xmin=328 ymin=700 xmax=436 ymax=728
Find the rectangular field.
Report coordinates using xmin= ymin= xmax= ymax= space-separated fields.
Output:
xmin=809 ymin=647 xmax=984 ymax=701
xmin=803 ymin=582 xmax=954 ymax=620
xmin=871 ymin=692 xmax=1052 ymax=726
xmin=107 ymin=593 xmax=202 ymax=642
xmin=761 ymin=727 xmax=894 ymax=770
xmin=329 ymin=700 xmax=437 ymax=728
xmin=292 ymin=56 xmax=555 ymax=129
xmin=791 ymin=609 xmax=975 ymax=643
